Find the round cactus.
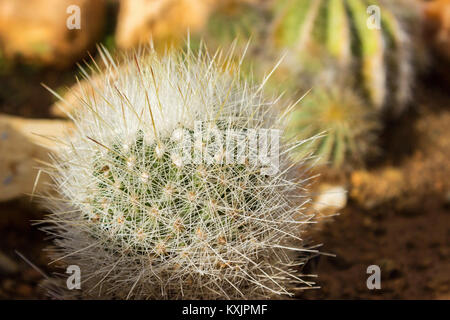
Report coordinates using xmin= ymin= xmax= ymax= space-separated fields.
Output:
xmin=286 ymin=85 xmax=380 ymax=168
xmin=271 ymin=0 xmax=421 ymax=114
xmin=41 ymin=45 xmax=317 ymax=299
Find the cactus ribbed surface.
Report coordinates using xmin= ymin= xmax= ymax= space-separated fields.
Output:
xmin=273 ymin=0 xmax=418 ymax=113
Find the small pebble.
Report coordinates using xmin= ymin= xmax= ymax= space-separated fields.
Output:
xmin=313 ymin=185 xmax=348 ymax=216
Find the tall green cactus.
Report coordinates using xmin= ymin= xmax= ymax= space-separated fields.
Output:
xmin=272 ymin=0 xmax=420 ymax=113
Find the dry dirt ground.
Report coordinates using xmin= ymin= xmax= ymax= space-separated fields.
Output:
xmin=298 ymin=75 xmax=450 ymax=300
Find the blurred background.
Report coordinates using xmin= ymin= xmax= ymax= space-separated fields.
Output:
xmin=0 ymin=0 xmax=449 ymax=299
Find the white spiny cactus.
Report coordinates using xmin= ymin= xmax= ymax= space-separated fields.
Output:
xmin=41 ymin=44 xmax=317 ymax=299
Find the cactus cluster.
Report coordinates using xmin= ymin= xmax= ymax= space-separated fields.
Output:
xmin=41 ymin=45 xmax=317 ymax=299
xmin=191 ymin=0 xmax=268 ymax=79
xmin=192 ymin=1 xmax=422 ymax=169
xmin=272 ymin=0 xmax=420 ymax=114
xmin=286 ymin=85 xmax=380 ymax=167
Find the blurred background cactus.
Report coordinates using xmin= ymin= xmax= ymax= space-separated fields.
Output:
xmin=271 ymin=0 xmax=423 ymax=114
xmin=286 ymin=84 xmax=380 ymax=168
xmin=195 ymin=0 xmax=268 ymax=49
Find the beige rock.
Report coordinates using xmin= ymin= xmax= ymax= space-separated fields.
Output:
xmin=50 ymin=62 xmax=123 ymax=118
xmin=0 ymin=0 xmax=106 ymax=68
xmin=0 ymin=115 xmax=71 ymax=201
xmin=115 ymin=0 xmax=215 ymax=49
xmin=313 ymin=184 xmax=347 ymax=216
xmin=51 ymin=75 xmax=107 ymax=118
xmin=350 ymin=168 xmax=405 ymax=210
xmin=425 ymin=0 xmax=450 ymax=61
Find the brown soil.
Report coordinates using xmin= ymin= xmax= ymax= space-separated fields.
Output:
xmin=0 ymin=63 xmax=449 ymax=300
xmin=298 ymin=75 xmax=450 ymax=300
xmin=298 ymin=205 xmax=450 ymax=299
xmin=0 ymin=200 xmax=51 ymax=299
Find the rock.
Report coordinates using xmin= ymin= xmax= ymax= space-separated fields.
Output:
xmin=0 ymin=0 xmax=106 ymax=68
xmin=0 ymin=251 xmax=19 ymax=275
xmin=313 ymin=184 xmax=347 ymax=216
xmin=115 ymin=0 xmax=215 ymax=49
xmin=0 ymin=114 xmax=72 ymax=201
xmin=424 ymin=0 xmax=450 ymax=62
xmin=351 ymin=168 xmax=405 ymax=209
xmin=51 ymin=73 xmax=110 ymax=118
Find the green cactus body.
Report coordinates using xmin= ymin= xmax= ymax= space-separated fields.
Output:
xmin=371 ymin=0 xmax=413 ymax=116
xmin=193 ymin=2 xmax=267 ymax=52
xmin=272 ymin=0 xmax=418 ymax=112
xmin=89 ymin=129 xmax=265 ymax=256
xmin=286 ymin=86 xmax=380 ymax=167
xmin=208 ymin=4 xmax=262 ymax=45
xmin=326 ymin=0 xmax=351 ymax=66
